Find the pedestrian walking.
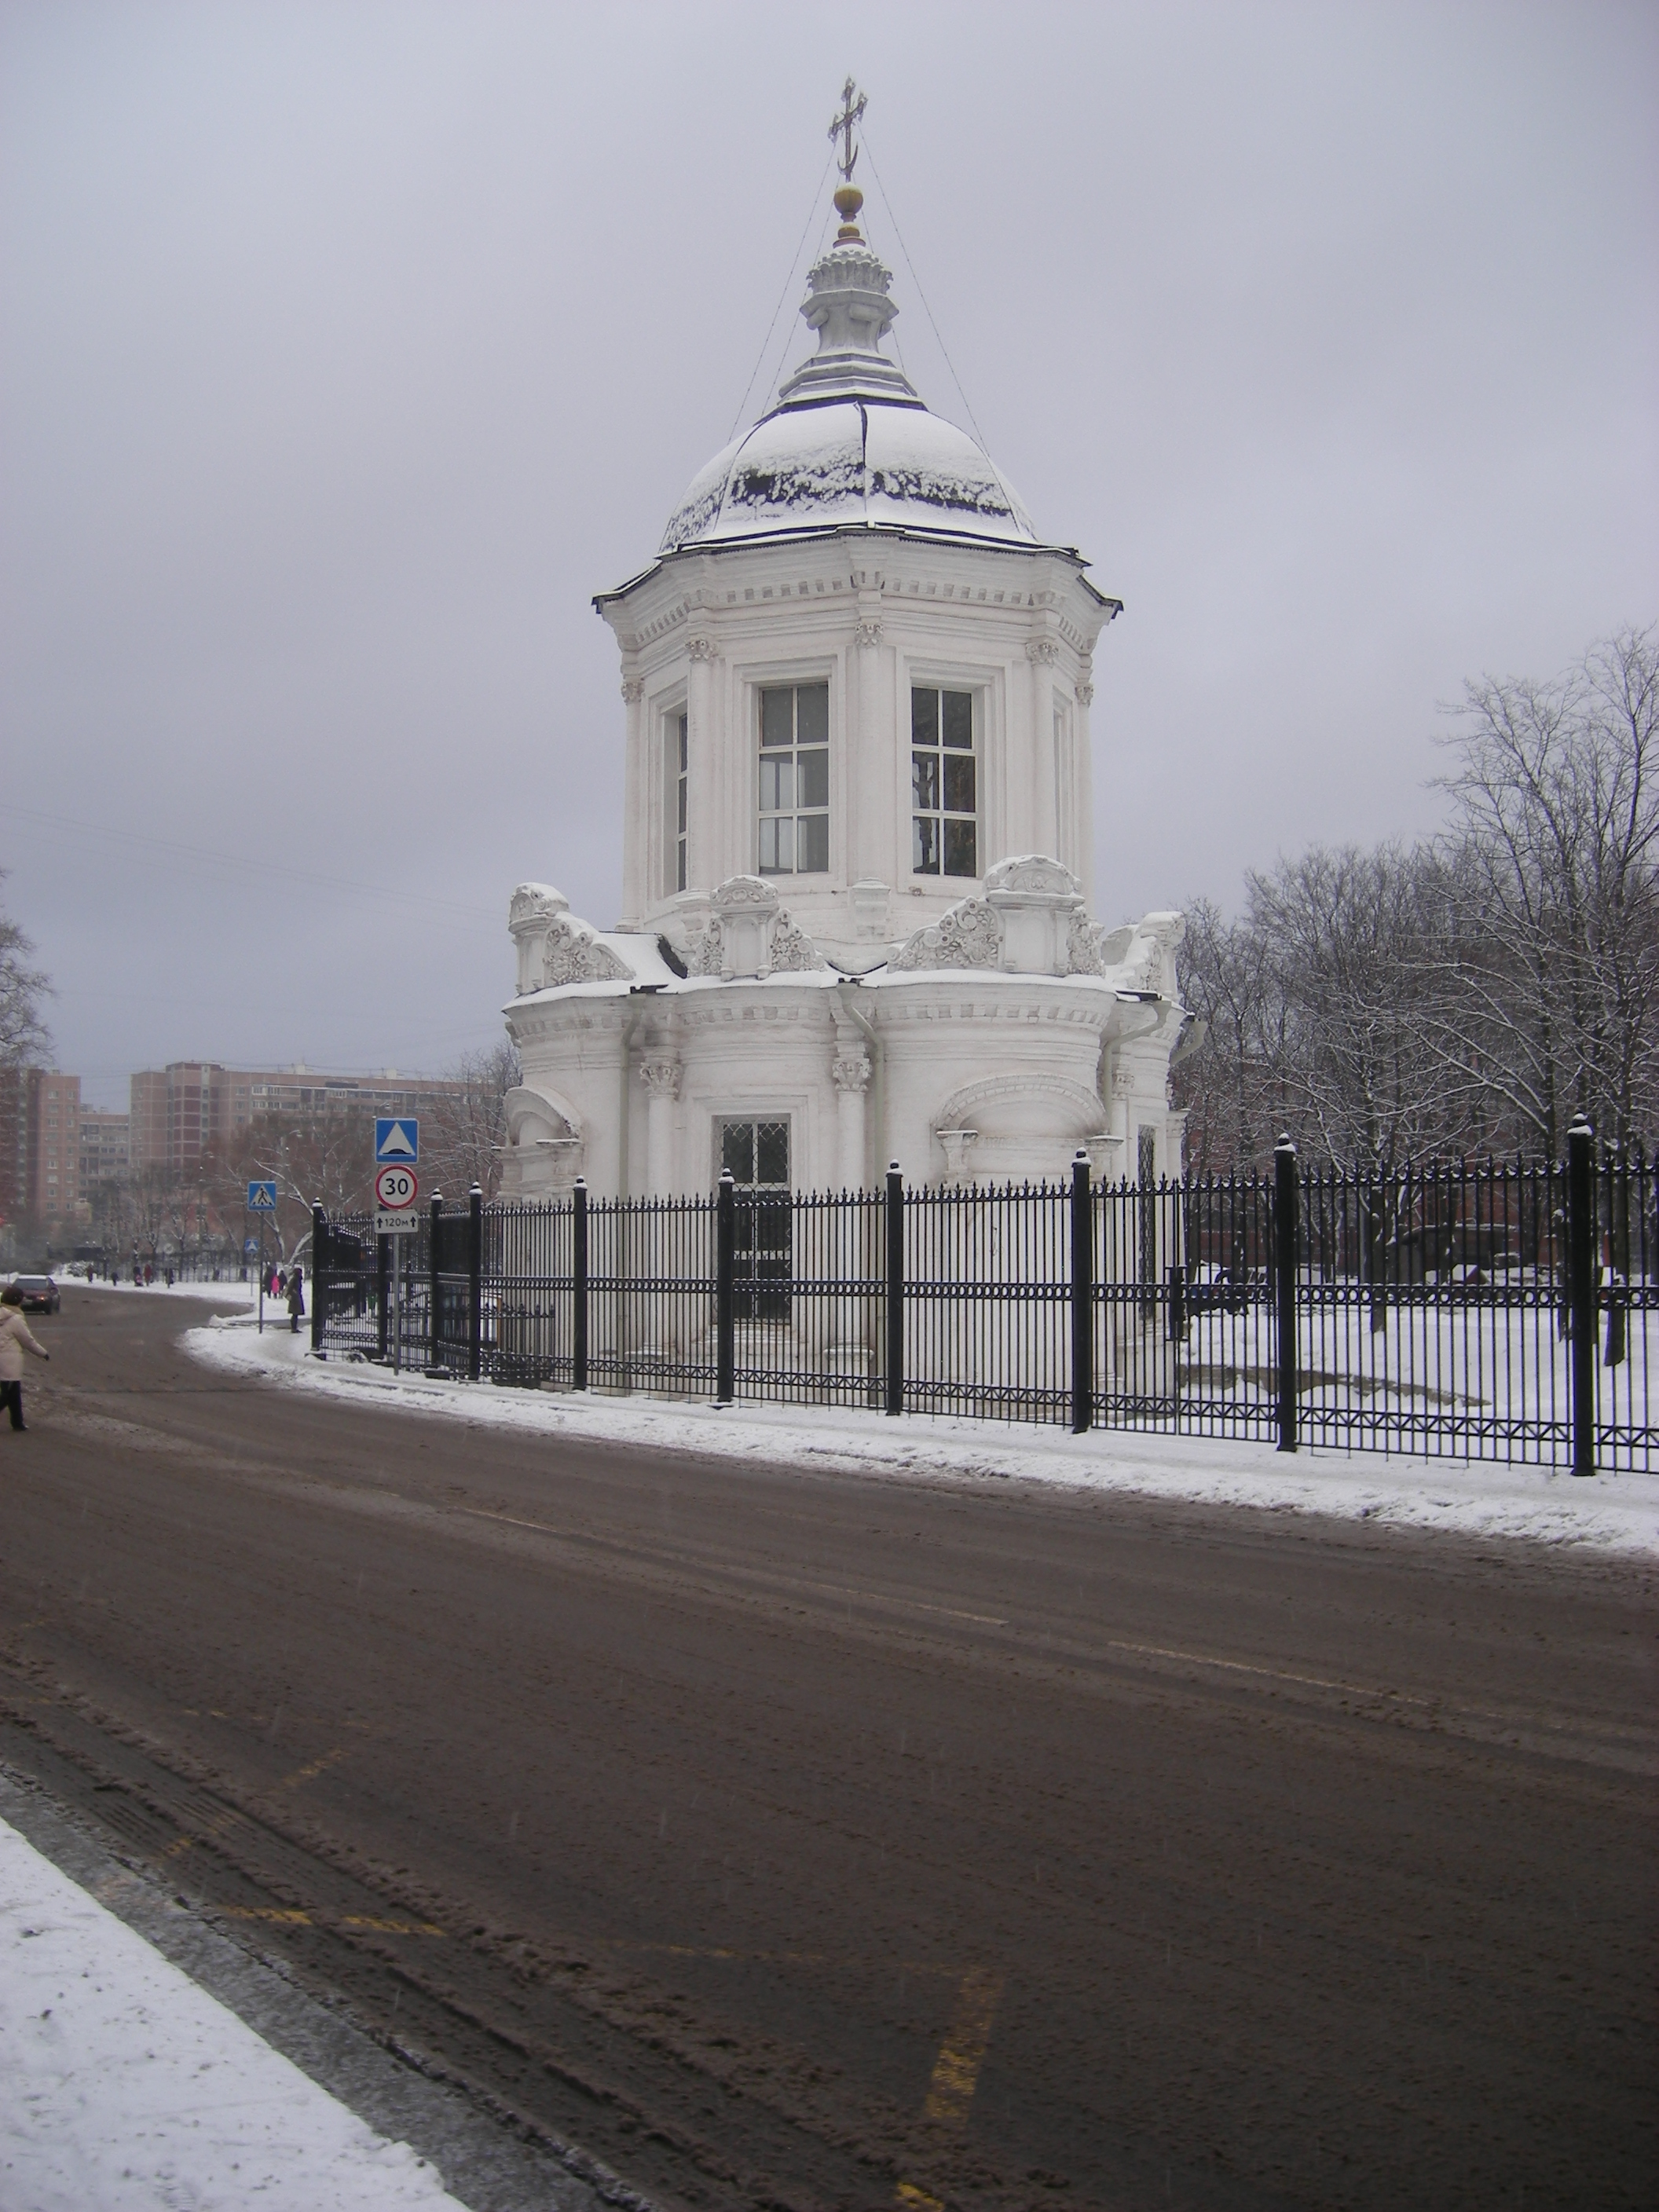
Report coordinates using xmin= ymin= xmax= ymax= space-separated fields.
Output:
xmin=0 ymin=1284 xmax=50 ymax=1432
xmin=287 ymin=1265 xmax=306 ymax=1335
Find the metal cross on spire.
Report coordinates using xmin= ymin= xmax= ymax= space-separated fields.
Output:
xmin=828 ymin=78 xmax=866 ymax=184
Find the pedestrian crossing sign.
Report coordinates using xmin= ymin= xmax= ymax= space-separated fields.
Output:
xmin=247 ymin=1181 xmax=277 ymax=1211
xmin=375 ymin=1118 xmax=419 ymax=1163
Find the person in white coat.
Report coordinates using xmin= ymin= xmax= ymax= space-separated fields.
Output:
xmin=0 ymin=1284 xmax=50 ymax=1431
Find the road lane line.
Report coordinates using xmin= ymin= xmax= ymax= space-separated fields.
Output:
xmin=895 ymin=1965 xmax=1003 ymax=2207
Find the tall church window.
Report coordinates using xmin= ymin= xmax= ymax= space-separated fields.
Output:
xmin=673 ymin=711 xmax=688 ymax=892
xmin=758 ymin=683 xmax=830 ymax=874
xmin=719 ymin=1117 xmax=791 ymax=1320
xmin=911 ymin=687 xmax=976 ymax=877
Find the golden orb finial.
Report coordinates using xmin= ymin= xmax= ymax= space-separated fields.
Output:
xmin=833 ymin=182 xmax=864 ymax=242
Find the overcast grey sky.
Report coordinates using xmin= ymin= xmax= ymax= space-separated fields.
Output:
xmin=3 ymin=1 xmax=1654 ymax=1107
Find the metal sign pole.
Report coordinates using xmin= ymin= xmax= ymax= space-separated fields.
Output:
xmin=392 ymin=1236 xmax=402 ymax=1374
xmin=258 ymin=1214 xmax=265 ymax=1335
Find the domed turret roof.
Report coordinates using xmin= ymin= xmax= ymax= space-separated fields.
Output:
xmin=660 ymin=205 xmax=1039 ymax=556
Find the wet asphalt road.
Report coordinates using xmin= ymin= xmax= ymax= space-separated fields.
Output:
xmin=0 ymin=1287 xmax=1653 ymax=2210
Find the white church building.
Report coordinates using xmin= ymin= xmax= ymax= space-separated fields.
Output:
xmin=500 ymin=130 xmax=1188 ymax=1210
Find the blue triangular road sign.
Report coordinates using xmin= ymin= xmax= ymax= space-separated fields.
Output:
xmin=375 ymin=1118 xmax=419 ymax=1162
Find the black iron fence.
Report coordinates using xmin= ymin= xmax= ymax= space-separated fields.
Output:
xmin=312 ymin=1125 xmax=1655 ymax=1472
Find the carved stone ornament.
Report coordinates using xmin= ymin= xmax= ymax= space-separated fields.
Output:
xmin=832 ymin=1051 xmax=872 ymax=1094
xmin=1075 ymin=682 xmax=1095 ymax=707
xmin=768 ymin=912 xmax=820 ymax=972
xmin=638 ymin=1057 xmax=682 ymax=1100
xmin=1065 ymin=908 xmax=1108 ymax=976
xmin=984 ymin=855 xmax=1079 ymax=901
xmin=855 ymin=616 xmax=884 ymax=648
xmin=1024 ymin=636 xmax=1060 ymax=665
xmin=679 ymin=923 xmax=723 ymax=977
xmin=687 ymin=634 xmax=720 ymax=661
xmin=542 ymin=914 xmax=634 ymax=987
xmin=888 ymin=895 xmax=1002 ymax=972
xmin=620 ymin=676 xmax=645 ymax=704
xmin=509 ymin=883 xmax=569 ymax=928
xmin=710 ymin=874 xmax=780 ymax=912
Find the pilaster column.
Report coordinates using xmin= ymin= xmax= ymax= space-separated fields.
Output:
xmin=854 ymin=588 xmax=889 ymax=891
xmin=639 ymin=1057 xmax=682 ymax=1196
xmin=685 ymin=635 xmax=720 ymax=894
xmin=1027 ymin=635 xmax=1060 ymax=860
xmin=620 ymin=676 xmax=646 ymax=921
xmin=1072 ymin=659 xmax=1096 ymax=906
xmin=832 ymin=1048 xmax=871 ymax=1192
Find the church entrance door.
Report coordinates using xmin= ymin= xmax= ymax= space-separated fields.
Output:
xmin=720 ymin=1119 xmax=791 ymax=1321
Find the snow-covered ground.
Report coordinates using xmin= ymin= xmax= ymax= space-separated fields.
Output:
xmin=189 ymin=1313 xmax=1659 ymax=1558
xmin=0 ymin=1816 xmax=471 ymax=2212
xmin=5 ymin=1270 xmax=262 ymax=1308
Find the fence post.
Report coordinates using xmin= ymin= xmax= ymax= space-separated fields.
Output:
xmin=427 ymin=1193 xmax=443 ymax=1372
xmin=1167 ymin=1263 xmax=1187 ymax=1345
xmin=716 ymin=1170 xmax=734 ymax=1405
xmin=310 ymin=1201 xmax=326 ymax=1356
xmin=572 ymin=1178 xmax=589 ymax=1391
xmin=1274 ymin=1134 xmax=1299 ymax=1453
xmin=1567 ymin=1115 xmax=1597 ymax=1476
xmin=467 ymin=1184 xmax=483 ymax=1382
xmin=884 ymin=1162 xmax=904 ymax=1416
xmin=1071 ymin=1150 xmax=1093 ymax=1434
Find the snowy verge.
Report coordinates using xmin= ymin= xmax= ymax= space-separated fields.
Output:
xmin=0 ymin=1815 xmax=472 ymax=2212
xmin=6 ymin=1273 xmax=259 ymax=1308
xmin=186 ymin=1315 xmax=1658 ymax=1559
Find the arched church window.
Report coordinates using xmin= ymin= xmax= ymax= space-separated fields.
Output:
xmin=912 ymin=687 xmax=976 ymax=877
xmin=758 ymin=683 xmax=830 ymax=874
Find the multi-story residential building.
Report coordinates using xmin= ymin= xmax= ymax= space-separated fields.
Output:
xmin=0 ymin=1069 xmax=85 ymax=1229
xmin=126 ymin=1063 xmax=474 ymax=1172
xmin=79 ymin=1108 xmax=130 ymax=1191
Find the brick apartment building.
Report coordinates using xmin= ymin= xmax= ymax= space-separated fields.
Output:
xmin=0 ymin=1068 xmax=83 ymax=1234
xmin=126 ymin=1063 xmax=473 ymax=1173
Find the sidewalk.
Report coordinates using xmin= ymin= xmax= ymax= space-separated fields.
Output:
xmin=0 ymin=1811 xmax=472 ymax=2212
xmin=189 ymin=1310 xmax=1659 ymax=1558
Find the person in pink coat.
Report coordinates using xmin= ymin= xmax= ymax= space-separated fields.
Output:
xmin=0 ymin=1284 xmax=50 ymax=1432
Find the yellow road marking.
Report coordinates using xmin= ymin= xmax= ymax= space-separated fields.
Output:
xmin=895 ymin=1965 xmax=1003 ymax=2206
xmin=280 ymin=1744 xmax=350 ymax=1789
xmin=216 ymin=1905 xmax=445 ymax=1936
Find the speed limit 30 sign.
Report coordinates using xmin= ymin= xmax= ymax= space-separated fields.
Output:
xmin=375 ymin=1163 xmax=419 ymax=1210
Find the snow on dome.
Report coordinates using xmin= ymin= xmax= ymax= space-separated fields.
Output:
xmin=657 ymin=214 xmax=1038 ymax=555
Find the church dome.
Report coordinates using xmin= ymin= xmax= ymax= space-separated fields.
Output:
xmin=660 ymin=203 xmax=1038 ymax=556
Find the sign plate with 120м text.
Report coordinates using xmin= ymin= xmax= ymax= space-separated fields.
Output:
xmin=376 ymin=1210 xmax=420 ymax=1237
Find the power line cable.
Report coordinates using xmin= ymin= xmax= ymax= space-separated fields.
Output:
xmin=727 ymin=156 xmax=835 ymax=441
xmin=5 ymin=804 xmax=500 ymax=925
xmin=859 ymin=130 xmax=991 ymax=452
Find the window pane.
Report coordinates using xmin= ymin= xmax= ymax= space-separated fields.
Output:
xmin=676 ymin=780 xmax=687 ymax=833
xmin=756 ymin=1121 xmax=789 ymax=1185
xmin=943 ymin=753 xmax=976 ymax=814
xmin=758 ymin=818 xmax=780 ymax=872
xmin=910 ymin=687 xmax=939 ymax=745
xmin=795 ymin=683 xmax=829 ymax=746
xmin=943 ymin=819 xmax=978 ymax=877
xmin=722 ymin=1122 xmax=753 ymax=1181
xmin=911 ymin=751 xmax=938 ymax=810
xmin=775 ymin=817 xmax=794 ymax=871
xmin=677 ymin=713 xmax=688 ymax=768
xmin=676 ymin=840 xmax=687 ymax=892
xmin=760 ymin=688 xmax=793 ymax=748
xmin=797 ymin=747 xmax=829 ymax=808
xmin=913 ymin=815 xmax=939 ymax=873
xmin=943 ymin=690 xmax=972 ymax=748
xmin=797 ymin=812 xmax=829 ymax=872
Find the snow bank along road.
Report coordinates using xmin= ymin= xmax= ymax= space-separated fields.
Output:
xmin=0 ymin=1290 xmax=1652 ymax=2211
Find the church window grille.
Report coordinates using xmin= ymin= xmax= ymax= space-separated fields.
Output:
xmin=757 ymin=683 xmax=830 ymax=875
xmin=718 ymin=1116 xmax=792 ymax=1320
xmin=673 ymin=711 xmax=689 ymax=892
xmin=911 ymin=687 xmax=976 ymax=877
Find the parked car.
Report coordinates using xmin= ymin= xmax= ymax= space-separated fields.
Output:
xmin=10 ymin=1275 xmax=60 ymax=1314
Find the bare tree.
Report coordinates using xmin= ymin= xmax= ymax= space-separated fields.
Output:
xmin=0 ymin=871 xmax=51 ymax=1069
xmin=207 ymin=1108 xmax=374 ymax=1268
xmin=421 ymin=1038 xmax=521 ymax=1202
xmin=1428 ymin=624 xmax=1658 ymax=1150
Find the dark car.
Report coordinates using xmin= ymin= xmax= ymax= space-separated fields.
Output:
xmin=10 ymin=1275 xmax=60 ymax=1314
